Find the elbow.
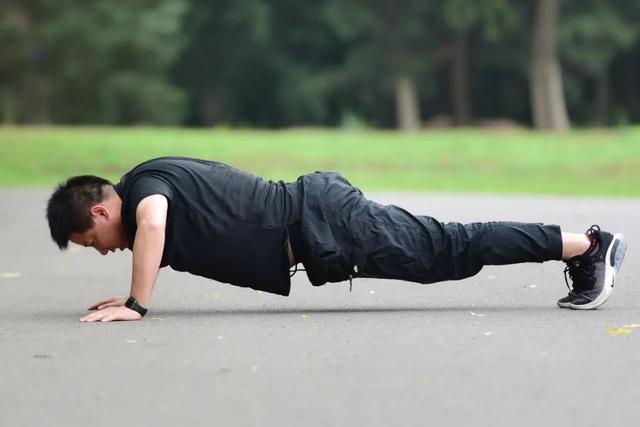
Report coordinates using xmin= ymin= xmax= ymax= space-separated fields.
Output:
xmin=138 ymin=218 xmax=166 ymax=233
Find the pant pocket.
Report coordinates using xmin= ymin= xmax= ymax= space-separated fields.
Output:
xmin=306 ymin=243 xmax=352 ymax=284
xmin=359 ymin=251 xmax=417 ymax=280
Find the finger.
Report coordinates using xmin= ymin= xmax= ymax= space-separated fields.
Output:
xmin=97 ymin=302 xmax=120 ymax=310
xmin=80 ymin=313 xmax=102 ymax=322
xmin=101 ymin=311 xmax=130 ymax=322
xmin=81 ymin=308 xmax=114 ymax=322
xmin=87 ymin=300 xmax=112 ymax=310
xmin=88 ymin=297 xmax=124 ymax=310
xmin=80 ymin=312 xmax=97 ymax=321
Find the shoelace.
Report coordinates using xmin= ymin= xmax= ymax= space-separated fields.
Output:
xmin=586 ymin=224 xmax=601 ymax=240
xmin=563 ymin=257 xmax=597 ymax=292
xmin=563 ymin=224 xmax=601 ymax=292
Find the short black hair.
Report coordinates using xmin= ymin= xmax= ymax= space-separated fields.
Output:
xmin=46 ymin=175 xmax=113 ymax=249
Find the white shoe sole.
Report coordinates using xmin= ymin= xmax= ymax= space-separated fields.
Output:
xmin=557 ymin=233 xmax=627 ymax=310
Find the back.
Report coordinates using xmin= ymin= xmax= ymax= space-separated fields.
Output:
xmin=114 ymin=157 xmax=298 ymax=295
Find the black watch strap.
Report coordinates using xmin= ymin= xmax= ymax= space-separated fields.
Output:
xmin=125 ymin=297 xmax=148 ymax=317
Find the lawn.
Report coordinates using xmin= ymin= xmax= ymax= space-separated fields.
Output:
xmin=1 ymin=126 xmax=638 ymax=196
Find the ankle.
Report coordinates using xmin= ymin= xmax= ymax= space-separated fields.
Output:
xmin=583 ymin=234 xmax=598 ymax=256
xmin=561 ymin=232 xmax=592 ymax=260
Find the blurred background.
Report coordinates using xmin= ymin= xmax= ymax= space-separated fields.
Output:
xmin=1 ymin=0 xmax=639 ymax=195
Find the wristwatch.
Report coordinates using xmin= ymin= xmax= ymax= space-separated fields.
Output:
xmin=124 ymin=297 xmax=148 ymax=317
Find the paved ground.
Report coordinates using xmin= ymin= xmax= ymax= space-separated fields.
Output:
xmin=1 ymin=189 xmax=639 ymax=427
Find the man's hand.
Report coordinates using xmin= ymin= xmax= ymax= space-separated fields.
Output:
xmin=87 ymin=296 xmax=128 ymax=310
xmin=80 ymin=306 xmax=142 ymax=322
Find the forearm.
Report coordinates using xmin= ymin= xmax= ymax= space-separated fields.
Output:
xmin=130 ymin=222 xmax=165 ymax=308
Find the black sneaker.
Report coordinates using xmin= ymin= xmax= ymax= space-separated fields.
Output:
xmin=557 ymin=225 xmax=627 ymax=310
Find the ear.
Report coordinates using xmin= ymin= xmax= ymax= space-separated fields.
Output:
xmin=89 ymin=204 xmax=109 ymax=219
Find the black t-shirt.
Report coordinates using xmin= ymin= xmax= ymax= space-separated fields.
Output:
xmin=113 ymin=157 xmax=299 ymax=296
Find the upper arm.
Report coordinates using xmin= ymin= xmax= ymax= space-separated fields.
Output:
xmin=125 ymin=175 xmax=173 ymax=230
xmin=135 ymin=194 xmax=168 ymax=229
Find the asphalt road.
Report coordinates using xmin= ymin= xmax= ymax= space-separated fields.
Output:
xmin=1 ymin=190 xmax=638 ymax=427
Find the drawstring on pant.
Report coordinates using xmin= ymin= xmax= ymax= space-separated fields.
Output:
xmin=348 ymin=264 xmax=358 ymax=292
xmin=289 ymin=263 xmax=306 ymax=278
xmin=290 ymin=264 xmax=356 ymax=293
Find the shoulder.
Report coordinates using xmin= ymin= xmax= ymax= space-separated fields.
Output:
xmin=117 ymin=174 xmax=174 ymax=217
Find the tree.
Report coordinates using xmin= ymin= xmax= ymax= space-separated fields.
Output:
xmin=530 ymin=0 xmax=570 ymax=131
xmin=0 ymin=0 xmax=52 ymax=123
xmin=441 ymin=0 xmax=517 ymax=125
xmin=325 ymin=0 xmax=437 ymax=131
xmin=560 ymin=0 xmax=638 ymax=125
xmin=178 ymin=0 xmax=347 ymax=127
xmin=0 ymin=0 xmax=188 ymax=125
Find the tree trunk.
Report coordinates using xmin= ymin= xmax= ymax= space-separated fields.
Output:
xmin=530 ymin=0 xmax=569 ymax=131
xmin=451 ymin=31 xmax=471 ymax=126
xmin=594 ymin=69 xmax=609 ymax=126
xmin=33 ymin=76 xmax=51 ymax=124
xmin=200 ymin=87 xmax=217 ymax=127
xmin=624 ymin=60 xmax=639 ymax=122
xmin=1 ymin=87 xmax=17 ymax=124
xmin=395 ymin=75 xmax=421 ymax=131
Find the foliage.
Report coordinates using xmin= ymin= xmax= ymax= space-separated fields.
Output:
xmin=0 ymin=0 xmax=187 ymax=124
xmin=1 ymin=0 xmax=639 ymax=127
xmin=561 ymin=1 xmax=637 ymax=75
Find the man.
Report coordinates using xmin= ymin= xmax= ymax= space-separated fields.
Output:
xmin=46 ymin=157 xmax=627 ymax=322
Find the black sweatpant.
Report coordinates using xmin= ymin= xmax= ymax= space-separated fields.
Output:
xmin=289 ymin=172 xmax=564 ymax=287
xmin=347 ymin=200 xmax=563 ymax=285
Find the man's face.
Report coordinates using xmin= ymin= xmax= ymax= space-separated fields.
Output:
xmin=69 ymin=205 xmax=127 ymax=255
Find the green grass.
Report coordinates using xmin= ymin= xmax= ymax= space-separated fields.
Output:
xmin=1 ymin=126 xmax=639 ymax=196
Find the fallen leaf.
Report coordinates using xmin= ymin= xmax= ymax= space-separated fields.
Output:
xmin=370 ymin=290 xmax=376 ymax=295
xmin=622 ymin=324 xmax=640 ymax=329
xmin=608 ymin=328 xmax=631 ymax=336
xmin=2 ymin=272 xmax=21 ymax=279
xmin=300 ymin=314 xmax=308 ymax=319
xmin=217 ymin=335 xmax=225 ymax=340
xmin=150 ymin=317 xmax=163 ymax=321
xmin=125 ymin=339 xmax=137 ymax=344
xmin=251 ymin=365 xmax=258 ymax=372
xmin=526 ymin=284 xmax=537 ymax=288
xmin=469 ymin=311 xmax=485 ymax=317
xmin=484 ymin=332 xmax=493 ymax=336
xmin=212 ymin=292 xmax=220 ymax=299
xmin=487 ymin=275 xmax=496 ymax=280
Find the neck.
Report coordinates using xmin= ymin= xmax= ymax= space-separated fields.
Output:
xmin=103 ymin=188 xmax=127 ymax=248
xmin=103 ymin=186 xmax=122 ymax=213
